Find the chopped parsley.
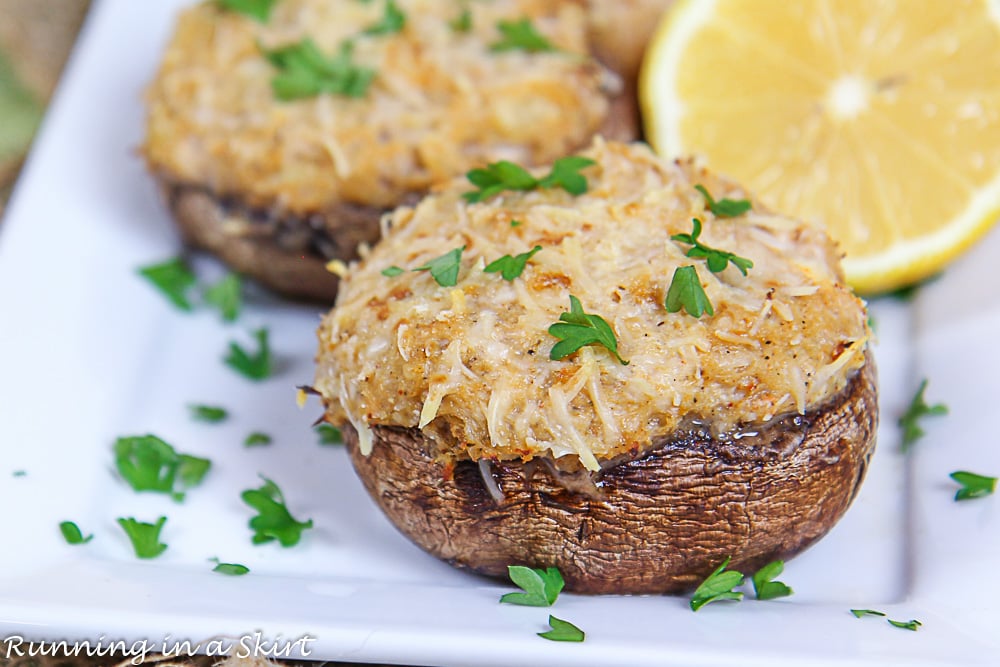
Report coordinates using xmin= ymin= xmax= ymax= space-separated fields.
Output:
xmin=12 ymin=470 xmax=26 ymax=477
xmin=665 ymin=265 xmax=713 ymax=318
xmin=449 ymin=7 xmax=472 ymax=33
xmin=490 ymin=18 xmax=555 ymax=53
xmin=263 ymin=39 xmax=375 ymax=101
xmin=218 ymin=0 xmax=279 ymax=22
xmin=203 ymin=273 xmax=243 ymax=322
xmin=224 ymin=327 xmax=272 ymax=380
xmin=690 ymin=557 xmax=744 ymax=611
xmin=316 ymin=424 xmax=343 ymax=445
xmin=538 ymin=615 xmax=584 ymax=643
xmin=751 ymin=560 xmax=792 ymax=600
xmin=548 ymin=295 xmax=628 ymax=365
xmin=695 ymin=184 xmax=751 ymax=218
xmin=241 ymin=477 xmax=314 ymax=547
xmin=949 ymin=471 xmax=997 ymax=501
xmin=414 ymin=246 xmax=465 ymax=287
xmin=138 ymin=257 xmax=197 ymax=311
xmin=189 ymin=404 xmax=229 ymax=423
xmin=211 ymin=558 xmax=250 ymax=576
xmin=463 ymin=156 xmax=596 ymax=203
xmin=500 ymin=566 xmax=564 ymax=607
xmin=113 ymin=435 xmax=211 ymax=501
xmin=671 ymin=218 xmax=754 ymax=275
xmin=850 ymin=609 xmax=887 ymax=618
xmin=484 ymin=245 xmax=542 ymax=281
xmin=363 ymin=0 xmax=406 ymax=35
xmin=898 ymin=379 xmax=947 ymax=452
xmin=888 ymin=619 xmax=922 ymax=631
xmin=381 ymin=265 xmax=405 ymax=277
xmin=244 ymin=432 xmax=273 ymax=447
xmin=117 ymin=516 xmax=168 ymax=559
xmin=59 ymin=521 xmax=93 ymax=545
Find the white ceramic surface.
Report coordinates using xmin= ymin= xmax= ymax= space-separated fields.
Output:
xmin=0 ymin=1 xmax=998 ymax=665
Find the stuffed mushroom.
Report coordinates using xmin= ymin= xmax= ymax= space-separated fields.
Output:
xmin=314 ymin=139 xmax=877 ymax=594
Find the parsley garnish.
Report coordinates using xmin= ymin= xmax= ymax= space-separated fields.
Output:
xmin=490 ymin=18 xmax=555 ymax=53
xmin=510 ymin=220 xmax=523 ymax=227
xmin=381 ymin=265 xmax=405 ymax=277
xmin=671 ymin=218 xmax=753 ymax=275
xmin=138 ymin=258 xmax=197 ymax=311
xmin=211 ymin=558 xmax=250 ymax=576
xmin=113 ymin=435 xmax=211 ymax=501
xmin=463 ymin=156 xmax=596 ymax=203
xmin=500 ymin=566 xmax=564 ymax=606
xmin=241 ymin=477 xmax=314 ymax=547
xmin=898 ymin=379 xmax=947 ymax=452
xmin=751 ymin=560 xmax=792 ymax=600
xmin=695 ymin=184 xmax=751 ymax=217
xmin=218 ymin=0 xmax=278 ymax=22
xmin=538 ymin=615 xmax=584 ymax=642
xmin=189 ymin=404 xmax=228 ymax=423
xmin=690 ymin=556 xmax=744 ymax=611
xmin=450 ymin=7 xmax=472 ymax=33
xmin=244 ymin=431 xmax=273 ymax=447
xmin=12 ymin=470 xmax=26 ymax=477
xmin=364 ymin=0 xmax=406 ymax=35
xmin=414 ymin=246 xmax=465 ymax=287
xmin=204 ymin=273 xmax=243 ymax=322
xmin=224 ymin=327 xmax=272 ymax=380
xmin=316 ymin=424 xmax=343 ymax=445
xmin=59 ymin=521 xmax=93 ymax=545
xmin=548 ymin=295 xmax=628 ymax=365
xmin=117 ymin=516 xmax=168 ymax=559
xmin=949 ymin=471 xmax=997 ymax=501
xmin=484 ymin=246 xmax=542 ymax=281
xmin=665 ymin=265 xmax=713 ymax=318
xmin=850 ymin=609 xmax=887 ymax=618
xmin=888 ymin=619 xmax=922 ymax=631
xmin=263 ymin=39 xmax=375 ymax=101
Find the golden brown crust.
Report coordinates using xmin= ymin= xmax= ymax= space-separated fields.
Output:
xmin=343 ymin=353 xmax=877 ymax=595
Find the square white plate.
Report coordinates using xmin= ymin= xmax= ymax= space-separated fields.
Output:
xmin=1 ymin=1 xmax=998 ymax=665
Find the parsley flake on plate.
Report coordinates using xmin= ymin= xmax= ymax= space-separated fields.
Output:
xmin=463 ymin=157 xmax=595 ymax=203
xmin=59 ymin=521 xmax=93 ymax=545
xmin=203 ymin=273 xmax=243 ymax=322
xmin=413 ymin=246 xmax=465 ymax=287
xmin=113 ymin=435 xmax=211 ymax=501
xmin=138 ymin=257 xmax=197 ymax=311
xmin=850 ymin=609 xmax=887 ymax=618
xmin=117 ymin=516 xmax=168 ymax=559
xmin=484 ymin=245 xmax=542 ymax=281
xmin=316 ymin=424 xmax=343 ymax=445
xmin=671 ymin=218 xmax=753 ymax=275
xmin=695 ymin=184 xmax=751 ymax=218
xmin=364 ymin=0 xmax=406 ymax=35
xmin=898 ymin=378 xmax=947 ymax=452
xmin=241 ymin=476 xmax=314 ymax=547
xmin=490 ymin=18 xmax=555 ymax=53
xmin=548 ymin=295 xmax=628 ymax=365
xmin=225 ymin=327 xmax=272 ymax=380
xmin=211 ymin=558 xmax=250 ymax=576
xmin=189 ymin=404 xmax=228 ymax=423
xmin=538 ymin=615 xmax=585 ymax=643
xmin=949 ymin=471 xmax=997 ymax=501
xmin=690 ymin=556 xmax=744 ymax=611
xmin=665 ymin=265 xmax=713 ymax=318
xmin=263 ymin=39 xmax=375 ymax=101
xmin=244 ymin=431 xmax=273 ymax=447
xmin=218 ymin=0 xmax=279 ymax=22
xmin=888 ymin=619 xmax=922 ymax=631
xmin=751 ymin=560 xmax=793 ymax=600
xmin=500 ymin=566 xmax=564 ymax=607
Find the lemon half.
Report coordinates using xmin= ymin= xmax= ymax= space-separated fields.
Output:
xmin=641 ymin=0 xmax=1000 ymax=293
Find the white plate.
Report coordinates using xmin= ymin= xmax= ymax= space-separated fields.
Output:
xmin=1 ymin=1 xmax=998 ymax=665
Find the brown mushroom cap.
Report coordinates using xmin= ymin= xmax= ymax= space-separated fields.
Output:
xmin=342 ymin=352 xmax=877 ymax=595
